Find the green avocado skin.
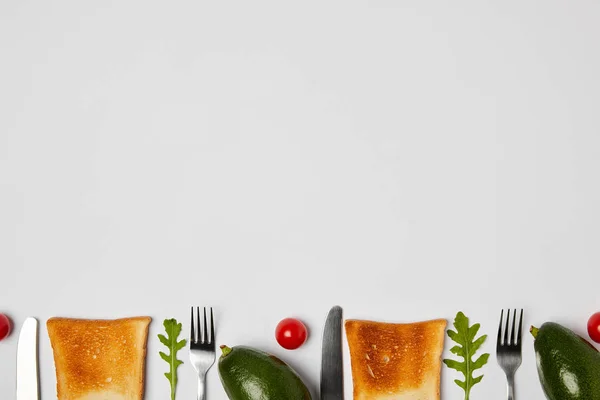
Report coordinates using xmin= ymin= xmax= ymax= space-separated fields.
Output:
xmin=534 ymin=322 xmax=600 ymax=400
xmin=218 ymin=346 xmax=312 ymax=400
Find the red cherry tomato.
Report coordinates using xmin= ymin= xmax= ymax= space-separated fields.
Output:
xmin=0 ymin=314 xmax=11 ymax=341
xmin=588 ymin=312 xmax=600 ymax=343
xmin=275 ymin=318 xmax=308 ymax=350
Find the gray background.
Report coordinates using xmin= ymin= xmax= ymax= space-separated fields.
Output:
xmin=2 ymin=1 xmax=600 ymax=399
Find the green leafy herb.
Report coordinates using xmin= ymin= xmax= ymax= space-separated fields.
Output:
xmin=443 ymin=312 xmax=490 ymax=400
xmin=158 ymin=318 xmax=187 ymax=400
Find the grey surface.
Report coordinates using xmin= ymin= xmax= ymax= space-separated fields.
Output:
xmin=3 ymin=1 xmax=600 ymax=399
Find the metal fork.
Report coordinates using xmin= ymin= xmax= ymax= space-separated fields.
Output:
xmin=190 ymin=307 xmax=216 ymax=400
xmin=496 ymin=309 xmax=524 ymax=400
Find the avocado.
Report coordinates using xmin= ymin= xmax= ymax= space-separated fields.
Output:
xmin=218 ymin=345 xmax=312 ymax=400
xmin=531 ymin=322 xmax=600 ymax=400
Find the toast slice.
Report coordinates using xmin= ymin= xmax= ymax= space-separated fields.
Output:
xmin=47 ymin=316 xmax=151 ymax=400
xmin=345 ymin=318 xmax=446 ymax=400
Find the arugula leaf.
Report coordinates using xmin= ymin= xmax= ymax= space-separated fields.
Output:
xmin=443 ymin=312 xmax=490 ymax=400
xmin=158 ymin=318 xmax=187 ymax=400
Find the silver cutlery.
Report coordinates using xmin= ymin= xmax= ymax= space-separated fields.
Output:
xmin=320 ymin=306 xmax=344 ymax=400
xmin=190 ymin=307 xmax=216 ymax=400
xmin=497 ymin=309 xmax=524 ymax=400
xmin=17 ymin=317 xmax=39 ymax=400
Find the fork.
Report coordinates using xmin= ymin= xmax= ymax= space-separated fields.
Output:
xmin=496 ymin=309 xmax=524 ymax=400
xmin=190 ymin=307 xmax=216 ymax=400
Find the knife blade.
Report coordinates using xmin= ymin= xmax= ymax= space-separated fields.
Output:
xmin=320 ymin=306 xmax=344 ymax=400
xmin=17 ymin=317 xmax=39 ymax=400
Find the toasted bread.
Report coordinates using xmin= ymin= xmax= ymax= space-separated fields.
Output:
xmin=345 ymin=318 xmax=446 ymax=400
xmin=47 ymin=316 xmax=151 ymax=400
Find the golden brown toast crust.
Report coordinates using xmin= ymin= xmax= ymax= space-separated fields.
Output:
xmin=47 ymin=317 xmax=151 ymax=400
xmin=345 ymin=319 xmax=447 ymax=400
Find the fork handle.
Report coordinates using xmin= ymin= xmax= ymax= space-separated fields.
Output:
xmin=506 ymin=373 xmax=515 ymax=400
xmin=197 ymin=373 xmax=207 ymax=400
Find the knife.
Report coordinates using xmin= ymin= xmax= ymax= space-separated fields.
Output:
xmin=320 ymin=306 xmax=344 ymax=400
xmin=17 ymin=317 xmax=39 ymax=400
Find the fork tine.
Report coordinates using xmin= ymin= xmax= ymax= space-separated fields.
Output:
xmin=196 ymin=307 xmax=201 ymax=343
xmin=511 ymin=309 xmax=517 ymax=345
xmin=497 ymin=309 xmax=504 ymax=346
xmin=202 ymin=307 xmax=208 ymax=344
xmin=503 ymin=309 xmax=511 ymax=345
xmin=210 ymin=307 xmax=215 ymax=345
xmin=190 ymin=306 xmax=195 ymax=343
xmin=516 ymin=309 xmax=524 ymax=346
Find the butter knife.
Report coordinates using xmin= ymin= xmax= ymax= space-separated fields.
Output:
xmin=320 ymin=306 xmax=344 ymax=400
xmin=16 ymin=317 xmax=39 ymax=400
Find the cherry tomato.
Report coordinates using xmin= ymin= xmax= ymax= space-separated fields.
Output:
xmin=275 ymin=318 xmax=308 ymax=350
xmin=0 ymin=314 xmax=11 ymax=341
xmin=588 ymin=312 xmax=600 ymax=343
